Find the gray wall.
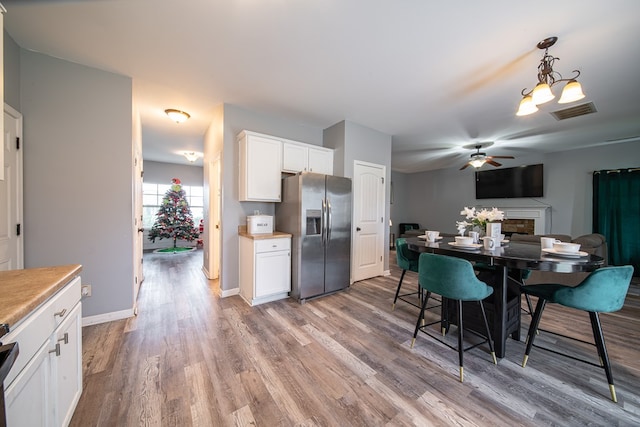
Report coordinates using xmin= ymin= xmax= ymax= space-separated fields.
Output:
xmin=143 ymin=160 xmax=203 ymax=187
xmin=393 ymin=141 xmax=640 ymax=238
xmin=18 ymin=49 xmax=134 ymax=318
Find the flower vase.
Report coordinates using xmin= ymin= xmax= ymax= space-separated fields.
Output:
xmin=486 ymin=222 xmax=502 ymax=239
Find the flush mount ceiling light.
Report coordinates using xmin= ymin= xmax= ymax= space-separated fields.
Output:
xmin=165 ymin=109 xmax=191 ymax=123
xmin=516 ymin=37 xmax=586 ymax=116
xmin=181 ymin=151 xmax=201 ymax=162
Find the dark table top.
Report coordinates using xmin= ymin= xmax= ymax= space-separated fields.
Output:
xmin=406 ymin=237 xmax=605 ymax=273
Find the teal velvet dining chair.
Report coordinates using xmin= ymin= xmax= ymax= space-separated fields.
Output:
xmin=392 ymin=238 xmax=423 ymax=310
xmin=521 ymin=265 xmax=634 ymax=402
xmin=411 ymin=252 xmax=497 ymax=382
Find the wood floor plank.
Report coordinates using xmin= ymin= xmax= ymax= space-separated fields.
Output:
xmin=70 ymin=249 xmax=640 ymax=426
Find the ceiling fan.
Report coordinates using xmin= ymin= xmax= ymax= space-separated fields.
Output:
xmin=460 ymin=143 xmax=514 ymax=170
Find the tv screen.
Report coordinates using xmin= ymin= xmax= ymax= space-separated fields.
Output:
xmin=475 ymin=164 xmax=543 ymax=199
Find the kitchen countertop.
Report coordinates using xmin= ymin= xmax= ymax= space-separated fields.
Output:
xmin=0 ymin=264 xmax=82 ymax=329
xmin=238 ymin=226 xmax=292 ymax=240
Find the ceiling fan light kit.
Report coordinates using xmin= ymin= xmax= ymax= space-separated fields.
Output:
xmin=460 ymin=144 xmax=515 ymax=170
xmin=516 ymin=36 xmax=585 ymax=116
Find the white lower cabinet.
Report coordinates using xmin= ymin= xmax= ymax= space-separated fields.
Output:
xmin=239 ymin=236 xmax=291 ymax=306
xmin=4 ymin=276 xmax=82 ymax=427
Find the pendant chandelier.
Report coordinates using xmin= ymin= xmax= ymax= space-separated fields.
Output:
xmin=516 ymin=37 xmax=585 ymax=116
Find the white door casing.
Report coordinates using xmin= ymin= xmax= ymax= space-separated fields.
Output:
xmin=0 ymin=104 xmax=24 ymax=271
xmin=132 ymin=107 xmax=144 ymax=309
xmin=352 ymin=161 xmax=385 ymax=282
xmin=212 ymin=155 xmax=221 ymax=279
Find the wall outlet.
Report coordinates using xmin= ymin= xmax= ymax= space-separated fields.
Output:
xmin=81 ymin=284 xmax=92 ymax=297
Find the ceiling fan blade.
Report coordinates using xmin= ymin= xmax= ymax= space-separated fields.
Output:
xmin=486 ymin=159 xmax=502 ymax=167
xmin=487 ymin=155 xmax=515 ymax=159
xmin=460 ymin=162 xmax=471 ymax=170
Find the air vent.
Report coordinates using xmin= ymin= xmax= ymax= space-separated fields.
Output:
xmin=550 ymin=102 xmax=597 ymax=120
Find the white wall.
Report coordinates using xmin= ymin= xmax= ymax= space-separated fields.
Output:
xmin=20 ymin=50 xmax=135 ymax=318
xmin=394 ymin=141 xmax=640 ymax=238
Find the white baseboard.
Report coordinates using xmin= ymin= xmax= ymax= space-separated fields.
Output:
xmin=383 ymin=269 xmax=391 ymax=276
xmin=220 ymin=287 xmax=240 ymax=298
xmin=82 ymin=308 xmax=134 ymax=327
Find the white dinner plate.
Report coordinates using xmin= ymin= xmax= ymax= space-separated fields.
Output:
xmin=541 ymin=248 xmax=588 ymax=258
xmin=417 ymin=235 xmax=443 ymax=240
xmin=448 ymin=242 xmax=482 ymax=249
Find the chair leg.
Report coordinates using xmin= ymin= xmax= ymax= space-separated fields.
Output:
xmin=589 ymin=311 xmax=617 ymax=403
xmin=457 ymin=300 xmax=464 ymax=382
xmin=392 ymin=270 xmax=407 ymax=310
xmin=478 ymin=300 xmax=497 ymax=365
xmin=411 ymin=288 xmax=430 ymax=348
xmin=522 ymin=298 xmax=547 ymax=368
xmin=524 ymin=293 xmax=534 ymax=316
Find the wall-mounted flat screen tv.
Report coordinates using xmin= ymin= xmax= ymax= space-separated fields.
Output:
xmin=475 ymin=164 xmax=543 ymax=199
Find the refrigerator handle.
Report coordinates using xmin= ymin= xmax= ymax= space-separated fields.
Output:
xmin=321 ymin=198 xmax=327 ymax=246
xmin=327 ymin=198 xmax=332 ymax=244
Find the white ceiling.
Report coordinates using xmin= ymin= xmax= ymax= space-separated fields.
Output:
xmin=4 ymin=1 xmax=640 ymax=172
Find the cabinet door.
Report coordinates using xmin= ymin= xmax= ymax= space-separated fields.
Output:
xmin=282 ymin=142 xmax=308 ymax=173
xmin=255 ymin=250 xmax=291 ymax=298
xmin=239 ymin=134 xmax=282 ymax=201
xmin=53 ymin=303 xmax=82 ymax=427
xmin=5 ymin=341 xmax=52 ymax=427
xmin=308 ymin=147 xmax=333 ymax=175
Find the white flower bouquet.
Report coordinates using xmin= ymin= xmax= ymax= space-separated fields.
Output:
xmin=456 ymin=207 xmax=505 ymax=235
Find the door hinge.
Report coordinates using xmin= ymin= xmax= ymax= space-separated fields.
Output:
xmin=141 ymin=170 xmax=144 ymax=178
xmin=16 ymin=137 xmax=20 ymax=150
xmin=381 ymin=177 xmax=384 ymax=184
xmin=16 ymin=224 xmax=21 ymax=236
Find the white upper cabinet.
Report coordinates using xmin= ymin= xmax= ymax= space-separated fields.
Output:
xmin=238 ymin=131 xmax=282 ymax=202
xmin=282 ymin=140 xmax=333 ymax=175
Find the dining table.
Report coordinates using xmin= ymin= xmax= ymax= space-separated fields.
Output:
xmin=405 ymin=236 xmax=605 ymax=358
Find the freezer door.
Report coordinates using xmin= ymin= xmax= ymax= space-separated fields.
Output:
xmin=298 ymin=173 xmax=327 ymax=299
xmin=324 ymin=175 xmax=352 ymax=293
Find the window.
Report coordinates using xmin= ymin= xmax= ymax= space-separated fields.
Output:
xmin=143 ymin=183 xmax=204 ymax=229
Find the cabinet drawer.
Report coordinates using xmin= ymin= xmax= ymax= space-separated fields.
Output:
xmin=3 ymin=276 xmax=81 ymax=388
xmin=255 ymin=238 xmax=291 ymax=253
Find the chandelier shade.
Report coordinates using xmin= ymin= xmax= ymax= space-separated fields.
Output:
xmin=516 ymin=37 xmax=585 ymax=116
xmin=558 ymin=79 xmax=585 ymax=104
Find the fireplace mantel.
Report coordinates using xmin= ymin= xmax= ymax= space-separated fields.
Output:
xmin=497 ymin=206 xmax=550 ymax=235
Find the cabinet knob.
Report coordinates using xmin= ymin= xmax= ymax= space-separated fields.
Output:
xmin=54 ymin=308 xmax=67 ymax=318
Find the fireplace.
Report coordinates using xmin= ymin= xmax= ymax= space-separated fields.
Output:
xmin=495 ymin=206 xmax=550 ymax=235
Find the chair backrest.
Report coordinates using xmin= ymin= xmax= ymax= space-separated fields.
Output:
xmin=395 ymin=238 xmax=419 ymax=272
xmin=554 ymin=265 xmax=634 ymax=313
xmin=399 ymin=223 xmax=420 ymax=236
xmin=418 ymin=253 xmax=493 ymax=301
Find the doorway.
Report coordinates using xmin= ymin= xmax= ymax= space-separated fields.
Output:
xmin=351 ymin=161 xmax=386 ymax=282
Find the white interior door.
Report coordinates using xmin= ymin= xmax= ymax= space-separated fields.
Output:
xmin=0 ymin=105 xmax=23 ymax=271
xmin=352 ymin=161 xmax=385 ymax=282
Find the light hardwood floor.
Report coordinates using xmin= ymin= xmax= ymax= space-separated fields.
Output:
xmin=71 ymin=249 xmax=640 ymax=426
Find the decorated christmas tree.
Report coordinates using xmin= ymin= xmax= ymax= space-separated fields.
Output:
xmin=148 ymin=178 xmax=200 ymax=250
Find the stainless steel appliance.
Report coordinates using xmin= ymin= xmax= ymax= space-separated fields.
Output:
xmin=276 ymin=172 xmax=352 ymax=301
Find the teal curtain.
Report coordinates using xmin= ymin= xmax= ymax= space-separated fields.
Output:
xmin=593 ymin=168 xmax=640 ymax=275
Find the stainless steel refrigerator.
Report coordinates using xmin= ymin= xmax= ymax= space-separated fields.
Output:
xmin=276 ymin=172 xmax=352 ymax=302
